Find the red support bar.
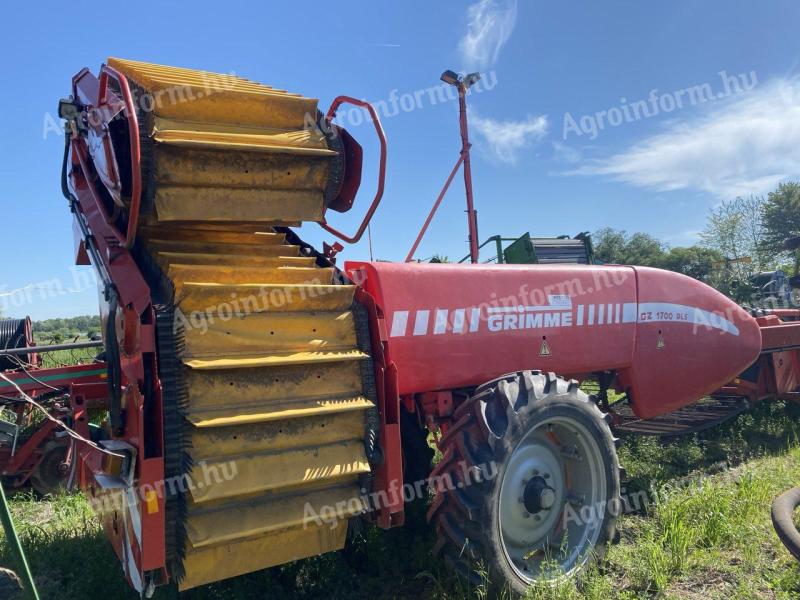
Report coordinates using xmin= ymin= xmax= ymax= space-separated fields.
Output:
xmin=405 ymin=155 xmax=464 ymax=262
xmin=0 ymin=363 xmax=107 ymax=395
xmin=320 ymin=96 xmax=387 ymax=245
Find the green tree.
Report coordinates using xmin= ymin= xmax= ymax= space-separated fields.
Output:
xmin=32 ymin=315 xmax=100 ymax=336
xmin=761 ymin=181 xmax=800 ymax=255
xmin=593 ymin=228 xmax=666 ymax=266
xmin=658 ymin=246 xmax=724 ymax=284
xmin=700 ymin=195 xmax=768 ymax=288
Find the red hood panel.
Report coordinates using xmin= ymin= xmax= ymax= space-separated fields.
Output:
xmin=346 ymin=262 xmax=761 ymax=418
xmin=620 ymin=267 xmax=761 ymax=418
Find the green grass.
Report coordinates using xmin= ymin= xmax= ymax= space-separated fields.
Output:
xmin=33 ymin=335 xmax=98 ymax=369
xmin=1 ymin=401 xmax=799 ymax=599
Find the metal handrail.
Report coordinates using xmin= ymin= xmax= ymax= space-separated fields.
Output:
xmin=98 ymin=66 xmax=142 ymax=249
xmin=458 ymin=236 xmax=518 ymax=263
xmin=319 ymin=96 xmax=387 ymax=245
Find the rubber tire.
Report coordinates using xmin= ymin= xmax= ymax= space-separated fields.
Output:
xmin=790 ymin=285 xmax=800 ymax=308
xmin=0 ymin=567 xmax=22 ymax=599
xmin=30 ymin=442 xmax=69 ymax=497
xmin=772 ymin=486 xmax=800 ymax=561
xmin=427 ymin=371 xmax=621 ymax=597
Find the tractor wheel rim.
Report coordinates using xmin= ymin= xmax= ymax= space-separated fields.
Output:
xmin=791 ymin=287 xmax=800 ymax=307
xmin=498 ymin=415 xmax=607 ymax=583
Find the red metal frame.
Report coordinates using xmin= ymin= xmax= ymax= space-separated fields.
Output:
xmin=0 ymin=362 xmax=107 ymax=394
xmin=353 ymin=286 xmax=404 ymax=528
xmin=714 ymin=309 xmax=800 ymax=403
xmin=67 ymin=65 xmax=167 ymax=589
xmin=71 ymin=65 xmax=142 ymax=249
xmin=320 ymin=96 xmax=387 ymax=245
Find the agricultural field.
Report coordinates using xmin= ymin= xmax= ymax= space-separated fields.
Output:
xmin=29 ymin=315 xmax=101 ymax=368
xmin=2 ymin=400 xmax=799 ymax=599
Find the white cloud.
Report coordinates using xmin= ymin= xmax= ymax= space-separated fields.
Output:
xmin=568 ymin=78 xmax=800 ymax=199
xmin=459 ymin=0 xmax=518 ymax=69
xmin=470 ymin=112 xmax=548 ymax=165
xmin=552 ymin=141 xmax=582 ymax=164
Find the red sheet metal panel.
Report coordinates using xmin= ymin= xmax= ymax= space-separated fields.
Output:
xmin=622 ymin=268 xmax=761 ymax=418
xmin=761 ymin=322 xmax=800 ymax=352
xmin=347 ymin=262 xmax=637 ymax=394
xmin=346 ymin=262 xmax=761 ymax=421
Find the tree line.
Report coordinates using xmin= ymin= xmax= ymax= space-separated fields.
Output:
xmin=594 ymin=182 xmax=800 ymax=301
xmin=32 ymin=315 xmax=101 ymax=342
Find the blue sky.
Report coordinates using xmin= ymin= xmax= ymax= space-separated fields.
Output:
xmin=2 ymin=0 xmax=799 ymax=319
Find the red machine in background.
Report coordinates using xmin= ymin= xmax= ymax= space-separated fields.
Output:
xmin=0 ymin=317 xmax=106 ymax=495
xmin=722 ymin=308 xmax=800 ymax=402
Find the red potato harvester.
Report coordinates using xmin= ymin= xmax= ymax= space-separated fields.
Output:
xmin=0 ymin=58 xmax=793 ymax=596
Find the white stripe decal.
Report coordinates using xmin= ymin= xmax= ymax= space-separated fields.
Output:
xmin=487 ymin=306 xmax=520 ymax=314
xmin=126 ymin=488 xmax=142 ymax=546
xmin=637 ymin=302 xmax=740 ymax=336
xmin=388 ymin=300 xmax=735 ymax=337
xmin=489 ymin=304 xmax=574 ymax=313
xmin=622 ymin=303 xmax=637 ymax=323
xmin=452 ymin=308 xmax=466 ymax=333
xmin=390 ymin=311 xmax=409 ymax=337
xmin=469 ymin=308 xmax=481 ymax=332
xmin=434 ymin=309 xmax=448 ymax=334
xmin=413 ymin=310 xmax=429 ymax=336
xmin=123 ymin=531 xmax=144 ymax=593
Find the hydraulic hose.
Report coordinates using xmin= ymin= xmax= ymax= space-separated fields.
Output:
xmin=772 ymin=486 xmax=800 ymax=561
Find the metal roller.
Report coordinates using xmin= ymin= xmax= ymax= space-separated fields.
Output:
xmin=0 ymin=318 xmax=34 ymax=372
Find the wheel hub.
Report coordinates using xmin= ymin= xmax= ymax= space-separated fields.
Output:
xmin=522 ymin=476 xmax=557 ymax=514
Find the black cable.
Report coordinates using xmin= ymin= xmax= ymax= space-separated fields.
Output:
xmin=61 ymin=130 xmax=71 ymax=200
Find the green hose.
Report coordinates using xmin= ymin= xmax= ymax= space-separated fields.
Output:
xmin=0 ymin=481 xmax=39 ymax=600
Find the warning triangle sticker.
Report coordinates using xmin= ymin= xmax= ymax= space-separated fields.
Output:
xmin=539 ymin=339 xmax=551 ymax=356
xmin=657 ymin=334 xmax=665 ymax=350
